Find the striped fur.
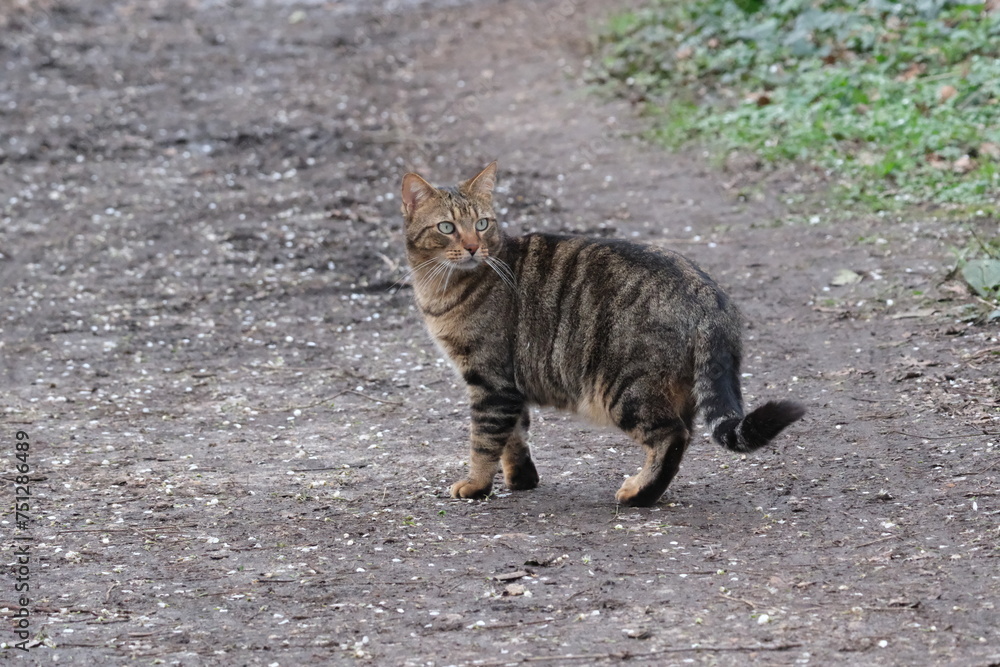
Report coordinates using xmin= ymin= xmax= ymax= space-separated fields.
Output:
xmin=400 ymin=162 xmax=805 ymax=507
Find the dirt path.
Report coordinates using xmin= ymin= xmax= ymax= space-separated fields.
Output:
xmin=1 ymin=0 xmax=997 ymax=664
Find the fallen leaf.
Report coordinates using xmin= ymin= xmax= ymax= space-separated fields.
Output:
xmin=494 ymin=533 xmax=534 ymax=541
xmin=858 ymin=151 xmax=879 ymax=166
xmin=979 ymin=142 xmax=1000 ymax=159
xmin=830 ymin=269 xmax=863 ymax=286
xmin=888 ymin=599 xmax=920 ymax=609
xmin=952 ymin=155 xmax=976 ymax=173
xmin=812 ymin=305 xmax=851 ymax=318
xmin=938 ymin=84 xmax=958 ymax=103
xmin=926 ymin=153 xmax=949 ymax=170
xmin=436 ymin=613 xmax=465 ymax=630
xmin=746 ymin=91 xmax=771 ymax=107
xmin=895 ymin=62 xmax=925 ymax=82
xmin=675 ymin=46 xmax=694 ymax=60
xmin=940 ymin=281 xmax=969 ymax=296
xmin=502 ymin=583 xmax=526 ymax=596
xmin=899 ymin=355 xmax=938 ymax=368
xmin=622 ymin=628 xmax=651 ymax=639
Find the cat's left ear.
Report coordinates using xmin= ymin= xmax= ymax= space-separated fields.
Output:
xmin=463 ymin=161 xmax=498 ymax=198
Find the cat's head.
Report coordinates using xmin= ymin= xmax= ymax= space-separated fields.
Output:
xmin=400 ymin=162 xmax=502 ymax=272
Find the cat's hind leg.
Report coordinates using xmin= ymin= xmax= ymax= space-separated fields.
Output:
xmin=501 ymin=407 xmax=539 ymax=490
xmin=613 ymin=387 xmax=695 ymax=507
xmin=616 ymin=418 xmax=690 ymax=507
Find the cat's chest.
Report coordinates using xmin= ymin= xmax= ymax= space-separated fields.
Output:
xmin=417 ymin=317 xmax=475 ymax=378
xmin=414 ymin=281 xmax=492 ymax=341
xmin=423 ymin=312 xmax=462 ymax=344
xmin=414 ymin=274 xmax=514 ymax=366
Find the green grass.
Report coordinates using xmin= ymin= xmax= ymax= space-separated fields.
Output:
xmin=594 ymin=0 xmax=1000 ymax=211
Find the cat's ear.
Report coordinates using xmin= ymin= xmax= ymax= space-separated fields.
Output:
xmin=463 ymin=161 xmax=498 ymax=198
xmin=401 ymin=172 xmax=437 ymax=218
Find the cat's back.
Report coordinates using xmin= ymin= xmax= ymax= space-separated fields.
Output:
xmin=507 ymin=233 xmax=741 ymax=409
xmin=510 ymin=232 xmax=735 ymax=320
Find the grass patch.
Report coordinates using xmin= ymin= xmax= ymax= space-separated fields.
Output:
xmin=594 ymin=0 xmax=1000 ymax=211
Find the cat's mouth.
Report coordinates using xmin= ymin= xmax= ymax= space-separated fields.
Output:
xmin=451 ymin=256 xmax=484 ymax=270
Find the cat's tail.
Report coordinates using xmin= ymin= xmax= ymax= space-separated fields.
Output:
xmin=695 ymin=332 xmax=805 ymax=453
xmin=710 ymin=400 xmax=806 ymax=453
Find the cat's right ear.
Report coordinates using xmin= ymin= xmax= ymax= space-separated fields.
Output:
xmin=401 ymin=173 xmax=436 ymax=218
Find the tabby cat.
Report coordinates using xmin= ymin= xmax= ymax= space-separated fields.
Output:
xmin=400 ymin=162 xmax=804 ymax=507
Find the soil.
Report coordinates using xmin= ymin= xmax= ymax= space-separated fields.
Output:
xmin=1 ymin=0 xmax=998 ymax=665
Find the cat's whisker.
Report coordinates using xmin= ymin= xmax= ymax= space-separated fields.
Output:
xmin=487 ymin=257 xmax=516 ymax=290
xmin=495 ymin=257 xmax=517 ymax=284
xmin=414 ymin=260 xmax=449 ymax=292
xmin=427 ymin=261 xmax=456 ymax=293
xmin=407 ymin=257 xmax=440 ymax=276
xmin=389 ymin=257 xmax=439 ymax=292
xmin=486 ymin=257 xmax=517 ymax=292
xmin=411 ymin=269 xmax=436 ymax=292
xmin=429 ymin=265 xmax=450 ymax=291
xmin=440 ymin=264 xmax=455 ymax=293
xmin=400 ymin=258 xmax=440 ymax=287
xmin=485 ymin=260 xmax=511 ymax=291
xmin=412 ymin=259 xmax=439 ymax=282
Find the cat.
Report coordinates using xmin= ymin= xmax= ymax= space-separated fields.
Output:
xmin=399 ymin=161 xmax=805 ymax=507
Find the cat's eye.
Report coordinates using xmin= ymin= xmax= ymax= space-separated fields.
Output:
xmin=475 ymin=218 xmax=489 ymax=231
xmin=437 ymin=221 xmax=455 ymax=234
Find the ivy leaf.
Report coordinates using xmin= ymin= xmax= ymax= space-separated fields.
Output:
xmin=786 ymin=33 xmax=817 ymax=57
xmin=962 ymin=259 xmax=1000 ymax=297
xmin=830 ymin=268 xmax=863 ymax=286
xmin=736 ymin=18 xmax=779 ymax=43
xmin=733 ymin=0 xmax=766 ymax=14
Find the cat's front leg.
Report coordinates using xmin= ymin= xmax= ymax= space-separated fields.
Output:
xmin=500 ymin=407 xmax=538 ymax=491
xmin=450 ymin=386 xmax=531 ymax=499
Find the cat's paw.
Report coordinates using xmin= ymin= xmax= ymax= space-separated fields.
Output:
xmin=450 ymin=479 xmax=493 ymax=499
xmin=504 ymin=458 xmax=539 ymax=490
xmin=615 ymin=476 xmax=660 ymax=507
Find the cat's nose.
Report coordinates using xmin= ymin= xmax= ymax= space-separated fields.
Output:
xmin=464 ymin=243 xmax=480 ymax=255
